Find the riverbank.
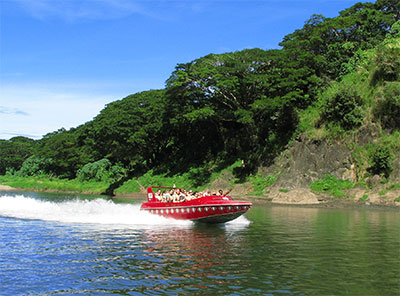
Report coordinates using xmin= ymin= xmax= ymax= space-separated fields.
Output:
xmin=1 ymin=177 xmax=399 ymax=208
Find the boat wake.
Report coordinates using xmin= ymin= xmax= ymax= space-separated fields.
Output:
xmin=0 ymin=194 xmax=250 ymax=228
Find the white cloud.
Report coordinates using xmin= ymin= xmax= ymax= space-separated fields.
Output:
xmin=0 ymin=83 xmax=115 ymax=140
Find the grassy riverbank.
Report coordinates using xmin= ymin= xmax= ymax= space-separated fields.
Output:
xmin=0 ymin=175 xmax=110 ymax=194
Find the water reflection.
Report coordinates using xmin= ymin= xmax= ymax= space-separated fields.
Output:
xmin=138 ymin=223 xmax=251 ymax=291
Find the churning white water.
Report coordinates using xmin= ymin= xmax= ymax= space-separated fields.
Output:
xmin=0 ymin=194 xmax=250 ymax=227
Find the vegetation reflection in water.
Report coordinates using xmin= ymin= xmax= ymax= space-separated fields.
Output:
xmin=0 ymin=192 xmax=399 ymax=295
xmin=245 ymin=206 xmax=400 ymax=295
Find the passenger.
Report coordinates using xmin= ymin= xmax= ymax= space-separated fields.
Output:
xmin=162 ymin=190 xmax=169 ymax=202
xmin=173 ymin=189 xmax=181 ymax=202
xmin=155 ymin=189 xmax=162 ymax=201
xmin=218 ymin=189 xmax=223 ymax=196
xmin=180 ymin=189 xmax=188 ymax=202
xmin=168 ymin=190 xmax=174 ymax=203
xmin=179 ymin=193 xmax=186 ymax=202
xmin=179 ymin=189 xmax=187 ymax=202
xmin=186 ymin=190 xmax=194 ymax=201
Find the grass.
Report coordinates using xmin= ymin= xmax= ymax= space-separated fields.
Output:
xmin=0 ymin=175 xmax=110 ymax=194
xmin=310 ymin=175 xmax=354 ymax=198
xmin=114 ymin=179 xmax=141 ymax=195
xmin=248 ymin=174 xmax=277 ymax=195
xmin=387 ymin=183 xmax=400 ymax=190
xmin=296 ymin=105 xmax=322 ymax=138
xmin=379 ymin=189 xmax=388 ymax=196
xmin=116 ymin=160 xmax=244 ymax=195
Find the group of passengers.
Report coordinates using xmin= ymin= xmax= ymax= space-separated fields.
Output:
xmin=154 ymin=188 xmax=227 ymax=203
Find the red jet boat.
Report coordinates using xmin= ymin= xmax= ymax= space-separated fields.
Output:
xmin=141 ymin=186 xmax=252 ymax=224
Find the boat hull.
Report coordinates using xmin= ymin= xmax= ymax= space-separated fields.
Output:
xmin=141 ymin=187 xmax=252 ymax=224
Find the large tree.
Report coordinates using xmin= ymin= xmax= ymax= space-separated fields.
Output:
xmin=0 ymin=137 xmax=36 ymax=175
xmin=164 ymin=49 xmax=300 ymax=173
xmin=280 ymin=1 xmax=396 ymax=80
xmin=77 ymin=89 xmax=167 ymax=173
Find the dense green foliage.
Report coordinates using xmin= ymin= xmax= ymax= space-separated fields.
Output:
xmin=36 ymin=128 xmax=86 ymax=178
xmin=78 ymin=90 xmax=167 ymax=172
xmin=164 ymin=48 xmax=300 ymax=175
xmin=0 ymin=137 xmax=36 ymax=175
xmin=0 ymin=1 xmax=398 ymax=194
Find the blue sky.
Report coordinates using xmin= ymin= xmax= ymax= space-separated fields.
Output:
xmin=1 ymin=0 xmax=365 ymax=140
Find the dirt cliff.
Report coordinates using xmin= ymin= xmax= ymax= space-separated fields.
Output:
xmin=214 ymin=131 xmax=400 ymax=207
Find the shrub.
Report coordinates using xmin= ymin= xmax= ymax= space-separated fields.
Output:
xmin=77 ymin=159 xmax=126 ymax=182
xmin=321 ymin=81 xmax=364 ymax=130
xmin=18 ymin=156 xmax=54 ymax=177
xmin=369 ymin=146 xmax=393 ymax=178
xmin=371 ymin=45 xmax=400 ymax=85
xmin=374 ymin=82 xmax=400 ymax=130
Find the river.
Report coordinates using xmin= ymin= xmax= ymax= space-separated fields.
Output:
xmin=0 ymin=191 xmax=399 ymax=295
